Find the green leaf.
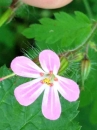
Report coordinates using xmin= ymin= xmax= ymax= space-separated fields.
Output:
xmin=74 ymin=11 xmax=91 ymax=24
xmin=0 ymin=66 xmax=80 ymax=130
xmin=64 ymin=122 xmax=81 ymax=130
xmin=22 ymin=11 xmax=92 ymax=49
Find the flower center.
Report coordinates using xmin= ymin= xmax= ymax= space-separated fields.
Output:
xmin=40 ymin=71 xmax=58 ymax=87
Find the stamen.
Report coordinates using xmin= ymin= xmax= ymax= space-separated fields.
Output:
xmin=41 ymin=80 xmax=44 ymax=84
xmin=50 ymin=83 xmax=53 ymax=87
xmin=41 ymin=78 xmax=54 ymax=87
xmin=40 ymin=72 xmax=44 ymax=76
xmin=49 ymin=71 xmax=53 ymax=75
xmin=54 ymin=78 xmax=58 ymax=81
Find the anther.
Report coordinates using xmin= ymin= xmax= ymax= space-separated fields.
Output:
xmin=40 ymin=80 xmax=44 ymax=84
xmin=49 ymin=71 xmax=53 ymax=75
xmin=54 ymin=78 xmax=58 ymax=81
xmin=40 ymin=72 xmax=44 ymax=76
xmin=50 ymin=83 xmax=53 ymax=87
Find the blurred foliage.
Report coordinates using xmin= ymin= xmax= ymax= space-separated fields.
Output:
xmin=1 ymin=0 xmax=97 ymax=130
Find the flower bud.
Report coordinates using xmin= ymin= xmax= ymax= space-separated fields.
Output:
xmin=58 ymin=56 xmax=69 ymax=75
xmin=90 ymin=42 xmax=97 ymax=52
xmin=72 ymin=53 xmax=84 ymax=62
xmin=21 ymin=0 xmax=73 ymax=9
xmin=81 ymin=56 xmax=91 ymax=82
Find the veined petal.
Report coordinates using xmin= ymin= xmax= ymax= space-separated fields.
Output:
xmin=39 ymin=50 xmax=60 ymax=74
xmin=11 ymin=56 xmax=44 ymax=78
xmin=42 ymin=85 xmax=61 ymax=120
xmin=14 ymin=78 xmax=45 ymax=106
xmin=56 ymin=76 xmax=80 ymax=102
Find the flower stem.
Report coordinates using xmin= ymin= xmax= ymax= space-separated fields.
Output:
xmin=83 ymin=0 xmax=93 ymax=19
xmin=64 ymin=21 xmax=97 ymax=56
xmin=0 ymin=73 xmax=15 ymax=81
xmin=85 ymin=43 xmax=89 ymax=55
xmin=0 ymin=0 xmax=22 ymax=27
xmin=0 ymin=8 xmax=13 ymax=27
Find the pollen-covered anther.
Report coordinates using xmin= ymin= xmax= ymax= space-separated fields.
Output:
xmin=40 ymin=80 xmax=44 ymax=84
xmin=49 ymin=71 xmax=53 ymax=75
xmin=54 ymin=78 xmax=58 ymax=81
xmin=49 ymin=83 xmax=53 ymax=87
xmin=40 ymin=72 xmax=44 ymax=76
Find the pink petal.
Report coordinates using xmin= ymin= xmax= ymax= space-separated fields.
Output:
xmin=56 ymin=76 xmax=80 ymax=102
xmin=11 ymin=56 xmax=44 ymax=78
xmin=42 ymin=86 xmax=61 ymax=120
xmin=39 ymin=50 xmax=60 ymax=74
xmin=14 ymin=78 xmax=45 ymax=106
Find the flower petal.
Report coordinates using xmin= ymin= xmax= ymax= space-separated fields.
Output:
xmin=11 ymin=56 xmax=44 ymax=78
xmin=56 ymin=76 xmax=80 ymax=102
xmin=39 ymin=50 xmax=60 ymax=74
xmin=14 ymin=78 xmax=45 ymax=106
xmin=42 ymin=85 xmax=61 ymax=120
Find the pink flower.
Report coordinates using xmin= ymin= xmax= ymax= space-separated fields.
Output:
xmin=11 ymin=50 xmax=80 ymax=120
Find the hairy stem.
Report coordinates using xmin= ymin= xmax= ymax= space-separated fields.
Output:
xmin=62 ymin=21 xmax=97 ymax=57
xmin=0 ymin=73 xmax=15 ymax=81
xmin=0 ymin=0 xmax=22 ymax=27
xmin=83 ymin=0 xmax=93 ymax=19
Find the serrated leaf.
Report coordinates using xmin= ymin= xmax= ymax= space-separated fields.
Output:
xmin=22 ymin=11 xmax=92 ymax=49
xmin=0 ymin=66 xmax=80 ymax=130
xmin=64 ymin=122 xmax=81 ymax=130
xmin=75 ymin=11 xmax=91 ymax=23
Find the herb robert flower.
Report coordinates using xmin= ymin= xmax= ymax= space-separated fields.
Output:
xmin=11 ymin=50 xmax=80 ymax=120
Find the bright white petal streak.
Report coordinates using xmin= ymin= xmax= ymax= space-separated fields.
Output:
xmin=39 ymin=50 xmax=60 ymax=74
xmin=42 ymin=85 xmax=61 ymax=120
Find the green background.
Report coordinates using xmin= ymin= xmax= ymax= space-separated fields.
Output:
xmin=0 ymin=0 xmax=97 ymax=130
